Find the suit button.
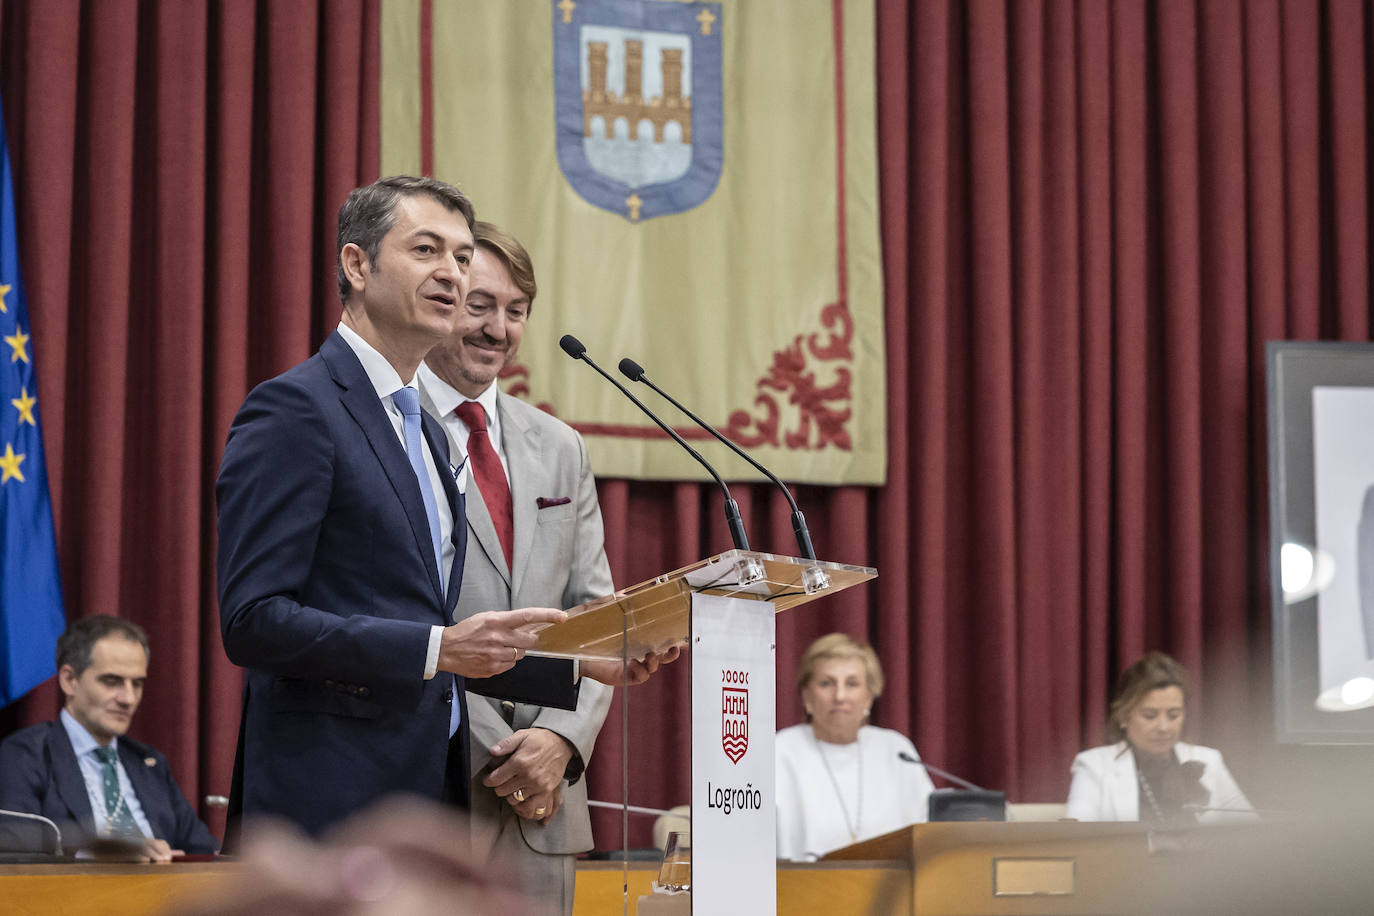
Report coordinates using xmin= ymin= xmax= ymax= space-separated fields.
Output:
xmin=443 ymin=688 xmax=454 ymax=704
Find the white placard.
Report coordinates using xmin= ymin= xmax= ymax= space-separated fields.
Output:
xmin=690 ymin=593 xmax=776 ymax=914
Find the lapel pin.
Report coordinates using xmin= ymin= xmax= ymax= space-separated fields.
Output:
xmin=144 ymin=757 xmax=157 ymax=767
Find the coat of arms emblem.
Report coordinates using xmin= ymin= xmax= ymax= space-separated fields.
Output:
xmin=553 ymin=0 xmax=724 ymax=222
xmin=721 ymin=684 xmax=749 ymax=764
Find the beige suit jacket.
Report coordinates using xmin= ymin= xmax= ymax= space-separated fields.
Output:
xmin=420 ymin=382 xmax=613 ymax=855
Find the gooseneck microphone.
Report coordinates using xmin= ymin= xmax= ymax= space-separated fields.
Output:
xmin=559 ymin=335 xmax=750 ymax=551
xmin=898 ymin=751 xmax=988 ymax=792
xmin=0 ymin=809 xmax=63 ymax=855
xmin=618 ymin=357 xmax=817 ymax=561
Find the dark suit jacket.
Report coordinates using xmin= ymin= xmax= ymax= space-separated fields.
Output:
xmin=216 ymin=330 xmax=577 ymax=837
xmin=0 ymin=720 xmax=217 ymax=854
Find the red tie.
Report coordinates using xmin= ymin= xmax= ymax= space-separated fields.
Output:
xmin=454 ymin=401 xmax=514 ymax=570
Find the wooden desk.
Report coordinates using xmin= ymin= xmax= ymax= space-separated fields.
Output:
xmin=826 ymin=822 xmax=1167 ymax=915
xmin=0 ymin=862 xmax=235 ymax=916
xmin=11 ymin=823 xmax=1348 ymax=916
xmin=822 ymin=820 xmax=1359 ymax=916
xmin=0 ymin=859 xmax=908 ymax=915
xmin=570 ymin=860 xmax=911 ymax=915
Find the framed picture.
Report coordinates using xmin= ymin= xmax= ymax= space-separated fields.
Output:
xmin=1268 ymin=341 xmax=1374 ymax=743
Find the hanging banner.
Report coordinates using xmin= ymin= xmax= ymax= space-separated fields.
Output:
xmin=381 ymin=0 xmax=884 ymax=484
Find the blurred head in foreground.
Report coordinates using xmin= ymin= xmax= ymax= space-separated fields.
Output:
xmin=177 ymin=797 xmax=532 ymax=916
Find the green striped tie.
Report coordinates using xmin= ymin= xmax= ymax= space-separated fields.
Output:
xmin=92 ymin=746 xmax=138 ymax=836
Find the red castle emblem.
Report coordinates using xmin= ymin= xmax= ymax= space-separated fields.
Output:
xmin=721 ymin=684 xmax=749 ymax=764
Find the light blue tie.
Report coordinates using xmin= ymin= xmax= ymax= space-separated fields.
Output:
xmin=392 ymin=386 xmax=461 ymax=737
xmin=392 ymin=386 xmax=444 ymax=581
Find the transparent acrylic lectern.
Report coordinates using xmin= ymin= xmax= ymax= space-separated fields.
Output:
xmin=530 ymin=548 xmax=876 ymax=916
xmin=530 ymin=548 xmax=877 ymax=661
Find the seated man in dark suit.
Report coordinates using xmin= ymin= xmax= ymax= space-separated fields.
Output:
xmin=0 ymin=615 xmax=217 ymax=860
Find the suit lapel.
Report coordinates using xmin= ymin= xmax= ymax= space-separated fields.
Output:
xmin=118 ymin=742 xmax=165 ymax=836
xmin=417 ymin=381 xmax=508 ymax=596
xmin=47 ymin=722 xmax=97 ymax=833
xmin=500 ymin=392 xmax=542 ymax=598
xmin=424 ymin=411 xmax=466 ymax=618
xmin=322 ymin=332 xmax=444 ymax=603
xmin=464 ymin=463 xmax=511 ymax=590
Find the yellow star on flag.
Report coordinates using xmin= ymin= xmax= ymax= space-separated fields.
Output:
xmin=0 ymin=443 xmax=24 ymax=483
xmin=0 ymin=282 xmax=11 ymax=313
xmin=5 ymin=325 xmax=29 ymax=364
xmin=12 ymin=387 xmax=36 ymax=426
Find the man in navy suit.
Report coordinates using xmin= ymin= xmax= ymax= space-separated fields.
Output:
xmin=0 ymin=615 xmax=216 ymax=859
xmin=216 ymin=176 xmax=663 ymax=842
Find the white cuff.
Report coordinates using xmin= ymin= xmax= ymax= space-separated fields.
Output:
xmin=424 ymin=625 xmax=443 ymax=679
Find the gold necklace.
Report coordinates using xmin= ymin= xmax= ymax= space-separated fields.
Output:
xmin=105 ymin=789 xmax=130 ymax=831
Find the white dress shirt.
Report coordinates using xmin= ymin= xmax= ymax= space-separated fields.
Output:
xmin=337 ymin=322 xmax=455 ymax=679
xmin=416 ymin=362 xmax=511 ymax=485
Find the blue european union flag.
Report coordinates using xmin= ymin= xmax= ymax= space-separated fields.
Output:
xmin=0 ymin=96 xmax=66 ymax=706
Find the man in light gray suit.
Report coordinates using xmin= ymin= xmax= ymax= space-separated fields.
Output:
xmin=418 ymin=221 xmax=613 ymax=915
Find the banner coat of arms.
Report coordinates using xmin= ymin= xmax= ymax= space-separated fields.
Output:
xmin=381 ymin=0 xmax=886 ymax=485
xmin=554 ymin=0 xmax=724 ymax=222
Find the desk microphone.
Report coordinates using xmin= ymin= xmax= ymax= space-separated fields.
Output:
xmin=617 ymin=356 xmax=817 ymax=561
xmin=899 ymin=753 xmax=1006 ymax=822
xmin=897 ymin=751 xmax=988 ymax=791
xmin=560 ymin=335 xmax=751 ymax=551
xmin=0 ymin=808 xmax=63 ymax=855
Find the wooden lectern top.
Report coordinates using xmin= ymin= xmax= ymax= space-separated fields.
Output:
xmin=530 ymin=549 xmax=876 ymax=660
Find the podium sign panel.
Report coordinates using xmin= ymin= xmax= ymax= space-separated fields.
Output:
xmin=691 ymin=594 xmax=776 ymax=914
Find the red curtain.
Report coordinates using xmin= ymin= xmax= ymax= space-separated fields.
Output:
xmin=0 ymin=0 xmax=380 ymax=840
xmin=2 ymin=0 xmax=1372 ymax=851
xmin=587 ymin=0 xmax=1374 ymax=843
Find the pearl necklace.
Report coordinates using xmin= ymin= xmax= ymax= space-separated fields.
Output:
xmin=814 ymin=731 xmax=862 ymax=842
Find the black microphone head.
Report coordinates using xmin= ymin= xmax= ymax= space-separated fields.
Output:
xmin=618 ymin=357 xmax=646 ymax=382
xmin=559 ymin=334 xmax=586 ymax=359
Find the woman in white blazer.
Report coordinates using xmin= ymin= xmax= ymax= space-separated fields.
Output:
xmin=1066 ymin=652 xmax=1257 ymax=825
